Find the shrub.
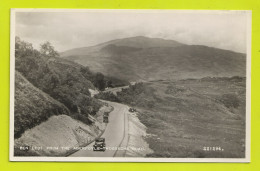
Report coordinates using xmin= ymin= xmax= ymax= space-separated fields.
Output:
xmin=219 ymin=94 xmax=240 ymax=108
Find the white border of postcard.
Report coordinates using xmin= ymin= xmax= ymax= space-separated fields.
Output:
xmin=9 ymin=8 xmax=251 ymax=162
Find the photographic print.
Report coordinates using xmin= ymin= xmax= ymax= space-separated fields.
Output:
xmin=10 ymin=9 xmax=251 ymax=162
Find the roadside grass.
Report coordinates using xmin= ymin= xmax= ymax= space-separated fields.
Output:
xmin=139 ymin=108 xmax=245 ymax=158
xmin=96 ymin=77 xmax=246 ymax=158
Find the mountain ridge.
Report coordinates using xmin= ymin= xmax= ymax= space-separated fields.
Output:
xmin=60 ymin=36 xmax=246 ymax=82
xmin=60 ymin=36 xmax=184 ymax=57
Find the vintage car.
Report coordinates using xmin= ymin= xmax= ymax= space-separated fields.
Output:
xmin=103 ymin=112 xmax=109 ymax=123
xmin=103 ymin=115 xmax=109 ymax=123
xmin=129 ymin=108 xmax=137 ymax=112
xmin=104 ymin=112 xmax=109 ymax=117
xmin=93 ymin=138 xmax=106 ymax=151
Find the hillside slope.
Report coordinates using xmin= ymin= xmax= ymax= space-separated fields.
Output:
xmin=15 ymin=104 xmax=113 ymax=156
xmin=15 ymin=38 xmax=111 ymax=120
xmin=96 ymin=77 xmax=246 ymax=158
xmin=61 ymin=36 xmax=246 ymax=81
xmin=16 ymin=54 xmax=103 ymax=116
xmin=14 ymin=37 xmax=109 ymax=143
xmin=15 ymin=71 xmax=70 ymax=138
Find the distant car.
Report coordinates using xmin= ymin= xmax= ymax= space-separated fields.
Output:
xmin=103 ymin=115 xmax=109 ymax=123
xmin=104 ymin=112 xmax=109 ymax=117
xmin=93 ymin=138 xmax=106 ymax=151
xmin=129 ymin=108 xmax=137 ymax=112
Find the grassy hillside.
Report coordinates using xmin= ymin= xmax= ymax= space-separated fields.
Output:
xmin=61 ymin=36 xmax=246 ymax=81
xmin=95 ymin=77 xmax=246 ymax=158
xmin=15 ymin=46 xmax=101 ymax=117
xmin=15 ymin=37 xmax=128 ymax=120
xmin=15 ymin=71 xmax=70 ymax=138
xmin=15 ymin=38 xmax=111 ymax=139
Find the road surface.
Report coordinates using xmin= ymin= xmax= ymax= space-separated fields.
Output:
xmin=70 ymin=101 xmax=129 ymax=157
xmin=103 ymin=86 xmax=129 ymax=95
xmin=102 ymin=82 xmax=136 ymax=95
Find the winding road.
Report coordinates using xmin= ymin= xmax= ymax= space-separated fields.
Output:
xmin=70 ymin=101 xmax=129 ymax=157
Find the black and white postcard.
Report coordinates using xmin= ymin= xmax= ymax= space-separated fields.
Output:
xmin=10 ymin=9 xmax=251 ymax=162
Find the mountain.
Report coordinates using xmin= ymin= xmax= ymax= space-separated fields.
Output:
xmin=61 ymin=36 xmax=184 ymax=57
xmin=60 ymin=36 xmax=246 ymax=81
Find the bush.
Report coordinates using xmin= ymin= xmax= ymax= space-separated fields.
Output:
xmin=93 ymin=72 xmax=106 ymax=91
xmin=219 ymin=94 xmax=240 ymax=108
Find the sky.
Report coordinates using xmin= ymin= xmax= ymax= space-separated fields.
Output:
xmin=15 ymin=10 xmax=250 ymax=53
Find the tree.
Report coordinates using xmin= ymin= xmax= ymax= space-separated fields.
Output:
xmin=15 ymin=36 xmax=34 ymax=57
xmin=106 ymin=80 xmax=113 ymax=88
xmin=40 ymin=41 xmax=59 ymax=58
xmin=94 ymin=72 xmax=106 ymax=91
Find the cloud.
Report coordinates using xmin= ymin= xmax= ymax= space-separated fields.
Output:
xmin=15 ymin=10 xmax=249 ymax=53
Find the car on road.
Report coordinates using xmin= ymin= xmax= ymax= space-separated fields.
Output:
xmin=129 ymin=108 xmax=137 ymax=112
xmin=103 ymin=115 xmax=109 ymax=123
xmin=104 ymin=112 xmax=109 ymax=117
xmin=93 ymin=138 xmax=106 ymax=151
xmin=103 ymin=112 xmax=109 ymax=123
